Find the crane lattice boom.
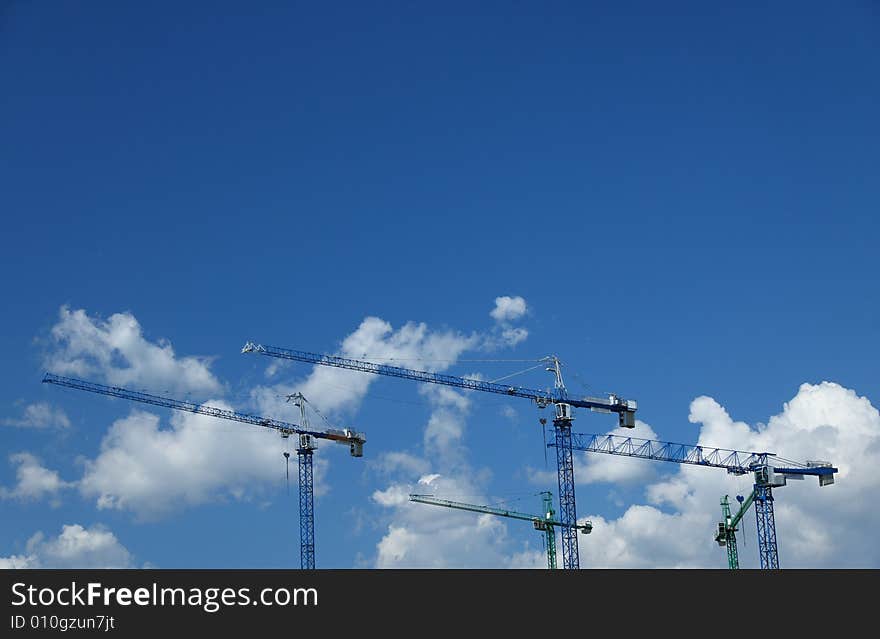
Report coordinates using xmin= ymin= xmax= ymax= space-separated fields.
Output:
xmin=409 ymin=494 xmax=593 ymax=533
xmin=241 ymin=342 xmax=637 ymax=416
xmin=42 ymin=373 xmax=366 ymax=454
xmin=550 ymin=431 xmax=837 ymax=481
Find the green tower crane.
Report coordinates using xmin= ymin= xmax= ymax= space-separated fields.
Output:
xmin=409 ymin=491 xmax=591 ymax=569
xmin=714 ymin=491 xmax=755 ymax=569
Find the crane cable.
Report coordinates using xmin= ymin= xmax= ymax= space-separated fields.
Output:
xmin=283 ymin=450 xmax=291 ymax=496
xmin=488 ymin=362 xmax=549 ymax=384
xmin=351 ymin=356 xmax=543 ymax=364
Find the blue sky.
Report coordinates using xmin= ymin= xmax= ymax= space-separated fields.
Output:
xmin=1 ymin=1 xmax=878 ymax=568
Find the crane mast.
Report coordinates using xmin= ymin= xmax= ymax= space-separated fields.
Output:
xmin=540 ymin=491 xmax=557 ymax=570
xmin=288 ymin=392 xmax=317 ymax=570
xmin=718 ymin=495 xmax=738 ymax=570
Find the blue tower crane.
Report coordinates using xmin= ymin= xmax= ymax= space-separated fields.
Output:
xmin=549 ymin=430 xmax=837 ymax=568
xmin=242 ymin=342 xmax=638 ymax=569
xmin=42 ymin=373 xmax=366 ymax=569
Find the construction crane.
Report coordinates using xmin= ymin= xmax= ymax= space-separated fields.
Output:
xmin=549 ymin=430 xmax=837 ymax=568
xmin=713 ymin=454 xmax=838 ymax=569
xmin=714 ymin=493 xmax=752 ymax=569
xmin=242 ymin=341 xmax=638 ymax=570
xmin=42 ymin=373 xmax=366 ymax=569
xmin=409 ymin=491 xmax=592 ymax=569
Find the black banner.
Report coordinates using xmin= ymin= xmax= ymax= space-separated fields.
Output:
xmin=0 ymin=569 xmax=871 ymax=635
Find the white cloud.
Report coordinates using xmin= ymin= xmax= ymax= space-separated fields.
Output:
xmin=373 ymin=465 xmax=551 ymax=569
xmin=485 ymin=296 xmax=530 ymax=348
xmin=418 ymin=473 xmax=442 ymax=486
xmin=578 ymin=506 xmax=708 ymax=568
xmin=0 ymin=524 xmax=134 ymax=568
xmin=500 ymin=405 xmax=518 ymax=422
xmin=526 ymin=419 xmax=659 ymax=488
xmin=77 ymin=405 xmax=299 ymax=520
xmin=500 ymin=327 xmax=529 ymax=347
xmin=490 ymin=296 xmax=528 ymax=322
xmin=45 ymin=307 xmax=221 ymax=395
xmin=250 ymin=301 xmax=530 ymax=424
xmin=370 ymin=380 xmax=539 ymax=567
xmin=372 ymin=483 xmax=411 ymax=508
xmin=0 ymin=554 xmax=35 ymax=569
xmin=264 ymin=359 xmax=290 ymax=378
xmin=2 ymin=402 xmax=70 ymax=429
xmin=251 ymin=316 xmax=479 ymax=421
xmin=575 ymin=420 xmax=660 ymax=485
xmin=37 ymin=311 xmax=480 ymax=522
xmin=373 ymin=473 xmax=512 ymax=568
xmin=371 ymin=452 xmax=431 ymax=477
xmin=577 ymin=382 xmax=880 ymax=568
xmin=375 ymin=380 xmax=879 ymax=568
xmin=423 ymin=408 xmax=466 ymax=463
xmin=0 ymin=453 xmax=71 ymax=503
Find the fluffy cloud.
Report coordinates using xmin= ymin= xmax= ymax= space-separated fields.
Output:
xmin=375 ymin=380 xmax=878 ymax=568
xmin=527 ymin=420 xmax=659 ymax=488
xmin=490 ymin=296 xmax=528 ymax=322
xmin=577 ymin=420 xmax=660 ymax=485
xmin=0 ymin=524 xmax=134 ymax=568
xmin=0 ymin=453 xmax=71 ymax=503
xmin=577 ymin=382 xmax=880 ymax=568
xmin=37 ymin=310 xmax=481 ymax=522
xmin=371 ymin=452 xmax=432 ymax=478
xmin=249 ymin=302 xmax=532 ymax=425
xmin=500 ymin=327 xmax=528 ymax=347
xmin=374 ymin=473 xmax=517 ymax=568
xmin=33 ymin=306 xmax=334 ymax=520
xmin=2 ymin=402 xmax=70 ymax=429
xmin=369 ymin=382 xmax=549 ymax=568
xmin=45 ymin=307 xmax=221 ymax=395
xmin=77 ymin=405 xmax=306 ymax=520
xmin=486 ymin=296 xmax=529 ymax=348
xmin=251 ymin=316 xmax=479 ymax=421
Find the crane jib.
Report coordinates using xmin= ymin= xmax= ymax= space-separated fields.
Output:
xmin=41 ymin=373 xmax=365 ymax=446
xmin=242 ymin=342 xmax=633 ymax=414
xmin=550 ymin=431 xmax=771 ymax=474
xmin=551 ymin=431 xmax=838 ymax=479
xmin=409 ymin=495 xmax=592 ymax=532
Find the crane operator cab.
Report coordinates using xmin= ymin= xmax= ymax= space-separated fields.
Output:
xmin=555 ymin=403 xmax=573 ymax=421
